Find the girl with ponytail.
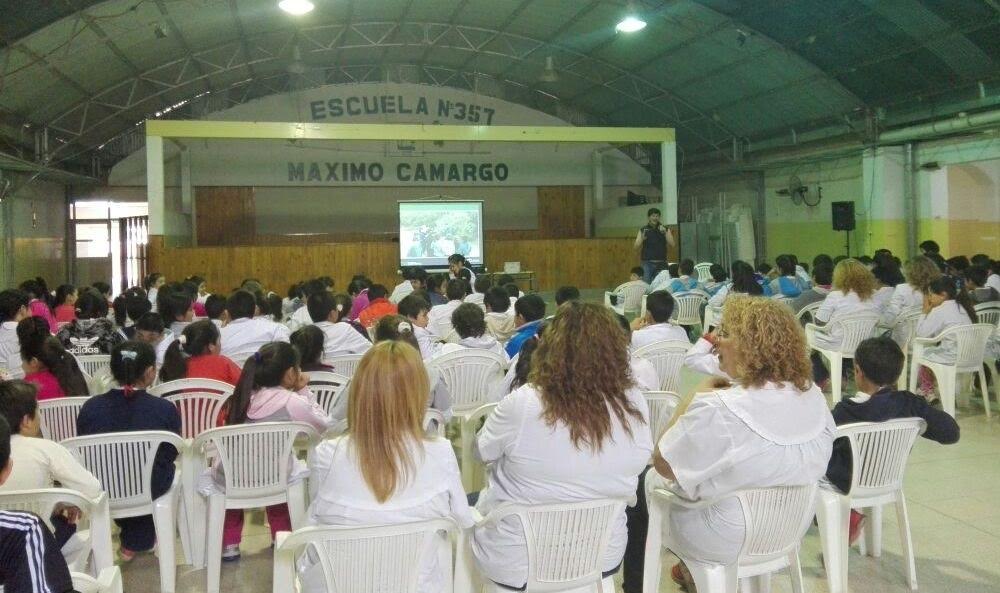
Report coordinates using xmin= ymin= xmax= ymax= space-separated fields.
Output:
xmin=214 ymin=342 xmax=332 ymax=560
xmin=17 ymin=322 xmax=89 ymax=399
xmin=76 ymin=341 xmax=182 ymax=560
xmin=158 ymin=320 xmax=241 ymax=384
xmin=914 ymin=276 xmax=980 ymax=398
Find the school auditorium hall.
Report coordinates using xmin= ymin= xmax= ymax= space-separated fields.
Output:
xmin=0 ymin=1 xmax=998 ymax=593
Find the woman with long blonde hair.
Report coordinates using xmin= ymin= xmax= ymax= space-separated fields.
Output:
xmin=302 ymin=340 xmax=472 ymax=593
xmin=881 ymin=255 xmax=942 ymax=343
xmin=810 ymin=258 xmax=881 ymax=385
xmin=472 ymin=302 xmax=653 ymax=590
xmin=652 ymin=296 xmax=834 ymax=589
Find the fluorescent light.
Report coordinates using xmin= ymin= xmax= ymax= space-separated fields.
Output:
xmin=278 ymin=0 xmax=314 ymax=15
xmin=616 ymin=15 xmax=647 ymax=33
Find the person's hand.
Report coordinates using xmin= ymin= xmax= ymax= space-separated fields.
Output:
xmin=52 ymin=504 xmax=81 ymax=525
xmin=630 ymin=316 xmax=649 ymax=331
xmin=702 ymin=331 xmax=718 ymax=346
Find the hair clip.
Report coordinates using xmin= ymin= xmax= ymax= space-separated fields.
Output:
xmin=177 ymin=335 xmax=187 ymax=345
xmin=120 ymin=350 xmax=137 ymax=360
xmin=254 ymin=351 xmax=263 ymax=364
xmin=336 ymin=304 xmax=344 ymax=312
xmin=397 ymin=321 xmax=413 ymax=333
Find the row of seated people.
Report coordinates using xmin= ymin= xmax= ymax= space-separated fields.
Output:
xmin=0 ymin=291 xmax=963 ymax=593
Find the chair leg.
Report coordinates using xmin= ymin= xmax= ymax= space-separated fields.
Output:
xmin=151 ymin=493 xmax=178 ymax=593
xmin=908 ymin=359 xmax=919 ymax=393
xmin=788 ymin=550 xmax=805 ymax=593
xmin=272 ymin=532 xmax=296 ymax=593
xmin=816 ymin=491 xmax=849 ymax=593
xmin=898 ymin=351 xmax=909 ymax=391
xmin=829 ymin=356 xmax=843 ymax=405
xmin=287 ymin=481 xmax=307 ymax=531
xmin=459 ymin=420 xmax=476 ymax=492
xmin=895 ymin=493 xmax=918 ymax=591
xmin=642 ymin=498 xmax=664 ymax=593
xmin=978 ymin=369 xmax=991 ymax=418
xmin=688 ymin=562 xmax=738 ymax=593
xmin=870 ymin=505 xmax=883 ymax=558
xmin=205 ymin=494 xmax=226 ymax=593
xmin=938 ymin=368 xmax=957 ymax=418
xmin=741 ymin=573 xmax=771 ymax=593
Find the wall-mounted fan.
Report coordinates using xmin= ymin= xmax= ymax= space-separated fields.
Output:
xmin=776 ymin=174 xmax=821 ymax=207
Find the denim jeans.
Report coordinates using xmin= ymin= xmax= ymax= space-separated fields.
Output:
xmin=641 ymin=261 xmax=663 ymax=285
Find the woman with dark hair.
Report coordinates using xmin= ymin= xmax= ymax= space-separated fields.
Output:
xmin=290 ymin=325 xmax=333 ymax=372
xmin=346 ymin=276 xmax=372 ymax=321
xmin=210 ymin=342 xmax=332 ymax=560
xmin=472 ymin=302 xmax=652 ymax=589
xmin=53 ymin=285 xmax=78 ymax=324
xmin=159 ymin=320 xmax=241 ymax=385
xmin=55 ymin=290 xmax=124 ymax=355
xmin=19 ymin=278 xmax=57 ymax=333
xmin=914 ymin=276 xmax=979 ymax=399
xmin=76 ymin=341 xmax=181 ymax=560
xmin=707 ymin=260 xmax=763 ymax=308
xmin=17 ymin=318 xmax=89 ymax=399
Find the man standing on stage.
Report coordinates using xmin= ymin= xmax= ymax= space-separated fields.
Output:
xmin=634 ymin=207 xmax=675 ymax=284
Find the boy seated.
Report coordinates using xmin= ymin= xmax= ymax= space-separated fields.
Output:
xmin=398 ymin=293 xmax=438 ymax=360
xmin=505 ymin=295 xmax=546 ymax=358
xmin=825 ymin=336 xmax=959 ymax=544
xmin=965 ymin=265 xmax=999 ymax=304
xmin=483 ymin=287 xmax=515 ymax=342
xmin=647 ymin=263 xmax=672 ymax=294
xmin=702 ymin=264 xmax=728 ymax=296
xmin=610 ymin=267 xmax=649 ymax=310
xmin=629 ymin=291 xmax=688 ymax=351
xmin=665 ymin=259 xmax=703 ymax=294
xmin=436 ymin=303 xmax=509 ymax=361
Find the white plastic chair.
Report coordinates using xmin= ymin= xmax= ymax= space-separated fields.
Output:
xmin=191 ymin=422 xmax=319 ymax=593
xmin=632 ymin=340 xmax=691 ymax=392
xmin=38 ymin=396 xmax=91 ymax=442
xmin=974 ymin=302 xmax=1000 ymax=328
xmin=695 ymin=262 xmax=714 ymax=283
xmin=306 ymin=371 xmax=351 ymax=416
xmin=273 ymin=518 xmax=459 ymax=593
xmin=671 ymin=292 xmax=708 ymax=330
xmin=644 ymin=391 xmax=681 ymax=442
xmin=62 ymin=431 xmax=186 ymax=593
xmin=795 ymin=301 xmax=822 ymax=324
xmin=475 ymin=498 xmax=627 ymax=592
xmin=908 ymin=323 xmax=995 ymax=418
xmin=71 ymin=567 xmax=124 ymax=593
xmin=324 ymin=353 xmax=364 ymax=378
xmin=0 ymin=488 xmax=114 ymax=574
xmin=604 ymin=282 xmax=647 ymax=316
xmin=893 ymin=307 xmax=924 ymax=390
xmin=816 ymin=419 xmax=925 ymax=593
xmin=148 ymin=379 xmax=234 ymax=440
xmin=428 ymin=349 xmax=507 ymax=490
xmin=75 ymin=354 xmax=111 ymax=382
xmin=644 ymin=483 xmax=818 ymax=593
xmin=806 ymin=312 xmax=880 ymax=405
xmin=703 ymin=304 xmax=722 ymax=332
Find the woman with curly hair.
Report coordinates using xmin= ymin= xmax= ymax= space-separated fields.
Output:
xmin=471 ymin=302 xmax=653 ymax=590
xmin=881 ymin=255 xmax=942 ymax=344
xmin=652 ymin=296 xmax=834 ymax=590
xmin=809 ymin=258 xmax=881 ymax=384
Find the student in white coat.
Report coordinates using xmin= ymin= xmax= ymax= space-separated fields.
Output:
xmin=649 ymin=297 xmax=834 ymax=590
xmin=302 ymin=340 xmax=473 ymax=593
xmin=472 ymin=302 xmax=652 ymax=589
xmin=629 ymin=291 xmax=690 ymax=351
xmin=811 ymin=259 xmax=880 ymax=386
xmin=426 ymin=279 xmax=466 ymax=339
xmin=914 ymin=277 xmax=979 ymax=396
xmin=398 ymin=293 xmax=440 ymax=360
xmin=220 ymin=290 xmax=292 ymax=367
xmin=389 ymin=266 xmax=428 ymax=305
xmin=307 ymin=292 xmax=371 ymax=361
xmin=881 ymin=256 xmax=941 ymax=344
xmin=434 ymin=304 xmax=508 ymax=361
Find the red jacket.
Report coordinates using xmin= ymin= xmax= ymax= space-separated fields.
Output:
xmin=358 ymin=298 xmax=397 ymax=328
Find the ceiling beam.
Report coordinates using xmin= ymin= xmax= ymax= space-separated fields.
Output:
xmin=492 ymin=0 xmax=605 ymax=80
xmin=152 ymin=0 xmax=215 ymax=98
xmin=449 ymin=0 xmax=533 ymax=75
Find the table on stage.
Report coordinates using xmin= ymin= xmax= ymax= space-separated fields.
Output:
xmin=484 ymin=270 xmax=536 ymax=293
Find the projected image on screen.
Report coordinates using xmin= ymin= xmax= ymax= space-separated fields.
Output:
xmin=399 ymin=201 xmax=484 ymax=269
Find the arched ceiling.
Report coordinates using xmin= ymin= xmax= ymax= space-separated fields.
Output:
xmin=0 ymin=0 xmax=997 ymax=175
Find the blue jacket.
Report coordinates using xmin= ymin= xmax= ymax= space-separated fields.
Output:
xmin=505 ymin=319 xmax=543 ymax=358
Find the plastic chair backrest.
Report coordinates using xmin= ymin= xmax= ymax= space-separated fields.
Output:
xmin=38 ymin=397 xmax=91 ymax=442
xmin=324 ymin=354 xmax=364 ymax=378
xmin=75 ymin=354 xmax=111 ymax=381
xmin=632 ymin=340 xmax=691 ymax=392
xmin=974 ymin=302 xmax=1000 ymax=327
xmin=736 ymin=483 xmax=818 ymax=564
xmin=644 ymin=391 xmax=681 ymax=441
xmin=703 ymin=305 xmax=722 ymax=331
xmin=937 ymin=323 xmax=995 ymax=370
xmin=828 ymin=311 xmax=880 ymax=354
xmin=71 ymin=567 xmax=123 ymax=593
xmin=62 ymin=431 xmax=185 ymax=513
xmin=671 ymin=292 xmax=707 ymax=325
xmin=795 ymin=301 xmax=822 ymax=322
xmin=276 ymin=519 xmax=457 ymax=593
xmin=695 ymin=263 xmax=713 ymax=283
xmin=192 ymin=422 xmax=317 ymax=500
xmin=613 ymin=282 xmax=647 ymax=314
xmin=0 ymin=488 xmax=103 ymax=534
xmin=427 ymin=349 xmax=507 ymax=411
xmin=489 ymin=498 xmax=627 ymax=592
xmin=838 ymin=418 xmax=924 ymax=499
xmin=307 ymin=372 xmax=351 ymax=416
xmin=148 ymin=379 xmax=234 ymax=440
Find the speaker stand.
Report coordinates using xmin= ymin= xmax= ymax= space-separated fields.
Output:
xmin=844 ymin=230 xmax=851 ymax=257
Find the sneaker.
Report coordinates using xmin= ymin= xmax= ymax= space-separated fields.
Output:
xmin=848 ymin=511 xmax=867 ymax=547
xmin=222 ymin=544 xmax=241 ymax=562
xmin=117 ymin=547 xmax=136 ymax=564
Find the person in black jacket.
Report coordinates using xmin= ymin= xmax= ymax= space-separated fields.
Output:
xmin=826 ymin=336 xmax=959 ymax=543
xmin=0 ymin=415 xmax=75 ymax=593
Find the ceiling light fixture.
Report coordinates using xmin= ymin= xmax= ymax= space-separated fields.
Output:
xmin=539 ymin=56 xmax=559 ymax=83
xmin=278 ymin=0 xmax=314 ymax=16
xmin=616 ymin=2 xmax=646 ymax=34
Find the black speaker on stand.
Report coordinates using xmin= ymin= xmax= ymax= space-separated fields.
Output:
xmin=831 ymin=201 xmax=856 ymax=256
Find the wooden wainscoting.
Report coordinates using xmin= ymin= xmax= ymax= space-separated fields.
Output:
xmin=147 ymin=236 xmax=634 ymax=293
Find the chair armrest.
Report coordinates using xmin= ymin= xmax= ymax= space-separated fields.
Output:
xmin=465 ymin=403 xmax=497 ymax=427
xmin=911 ymin=336 xmax=940 ymax=346
xmin=648 ymin=488 xmax=717 ymax=510
xmin=96 ymin=567 xmax=123 ymax=593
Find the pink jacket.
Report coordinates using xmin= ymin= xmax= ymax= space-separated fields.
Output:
xmin=246 ymin=386 xmax=332 ymax=433
xmin=29 ymin=300 xmax=57 ymax=333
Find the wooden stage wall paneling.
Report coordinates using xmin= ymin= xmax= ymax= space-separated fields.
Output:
xmin=147 ymin=237 xmax=635 ymax=293
xmin=195 ymin=187 xmax=256 ymax=246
